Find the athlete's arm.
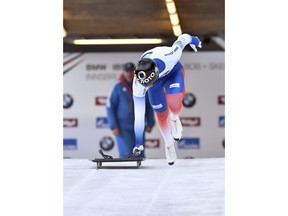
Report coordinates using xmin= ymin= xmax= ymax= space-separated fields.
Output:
xmin=132 ymin=77 xmax=148 ymax=147
xmin=141 ymin=34 xmax=202 ymax=77
xmin=173 ymin=33 xmax=202 ymax=52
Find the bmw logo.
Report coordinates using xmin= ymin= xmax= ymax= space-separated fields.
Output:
xmin=63 ymin=94 xmax=73 ymax=109
xmin=182 ymin=93 xmax=196 ymax=108
xmin=99 ymin=136 xmax=114 ymax=151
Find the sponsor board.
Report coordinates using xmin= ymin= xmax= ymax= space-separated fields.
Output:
xmin=99 ymin=136 xmax=114 ymax=151
xmin=180 ymin=117 xmax=201 ymax=127
xmin=63 ymin=118 xmax=78 ymax=128
xmin=182 ymin=93 xmax=196 ymax=108
xmin=63 ymin=94 xmax=73 ymax=109
xmin=218 ymin=95 xmax=225 ymax=105
xmin=95 ymin=96 xmax=107 ymax=106
xmin=85 ymin=64 xmax=118 ymax=81
xmin=63 ymin=52 xmax=225 ymax=158
xmin=219 ymin=116 xmax=225 ymax=128
xmin=178 ymin=137 xmax=200 ymax=149
xmin=96 ymin=117 xmax=109 ymax=128
xmin=86 ymin=64 xmax=107 ymax=71
xmin=63 ymin=139 xmax=77 ymax=150
xmin=145 ymin=139 xmax=160 ymax=148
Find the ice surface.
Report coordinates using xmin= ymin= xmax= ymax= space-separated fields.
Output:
xmin=64 ymin=158 xmax=224 ymax=216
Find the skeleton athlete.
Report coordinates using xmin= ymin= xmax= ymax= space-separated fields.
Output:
xmin=132 ymin=33 xmax=202 ymax=165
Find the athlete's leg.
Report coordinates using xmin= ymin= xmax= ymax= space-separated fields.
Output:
xmin=164 ymin=65 xmax=185 ymax=140
xmin=148 ymin=90 xmax=177 ymax=164
xmin=147 ymin=64 xmax=185 ymax=164
xmin=154 ymin=108 xmax=174 ymax=147
xmin=165 ymin=66 xmax=185 ymax=116
xmin=147 ymin=81 xmax=174 ymax=148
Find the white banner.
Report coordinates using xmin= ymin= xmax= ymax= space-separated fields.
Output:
xmin=63 ymin=52 xmax=225 ymax=159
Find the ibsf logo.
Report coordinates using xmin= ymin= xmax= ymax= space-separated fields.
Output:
xmin=63 ymin=94 xmax=73 ymax=109
xmin=96 ymin=117 xmax=109 ymax=128
xmin=219 ymin=116 xmax=225 ymax=128
xmin=182 ymin=93 xmax=196 ymax=108
xmin=63 ymin=118 xmax=78 ymax=127
xmin=145 ymin=139 xmax=160 ymax=148
xmin=178 ymin=138 xmax=200 ymax=149
xmin=99 ymin=136 xmax=114 ymax=151
xmin=218 ymin=95 xmax=225 ymax=105
xmin=95 ymin=96 xmax=107 ymax=106
xmin=180 ymin=117 xmax=201 ymax=127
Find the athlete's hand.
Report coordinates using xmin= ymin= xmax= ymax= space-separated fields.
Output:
xmin=145 ymin=126 xmax=152 ymax=133
xmin=133 ymin=145 xmax=144 ymax=156
xmin=190 ymin=36 xmax=202 ymax=52
xmin=112 ymin=128 xmax=120 ymax=136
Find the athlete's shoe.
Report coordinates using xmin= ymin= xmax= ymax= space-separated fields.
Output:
xmin=171 ymin=118 xmax=183 ymax=141
xmin=133 ymin=145 xmax=144 ymax=156
xmin=165 ymin=144 xmax=177 ymax=165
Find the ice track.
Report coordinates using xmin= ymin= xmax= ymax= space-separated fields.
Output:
xmin=64 ymin=158 xmax=224 ymax=216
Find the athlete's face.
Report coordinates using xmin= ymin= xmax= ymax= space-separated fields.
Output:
xmin=123 ymin=69 xmax=134 ymax=82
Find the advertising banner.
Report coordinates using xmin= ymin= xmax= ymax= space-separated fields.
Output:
xmin=63 ymin=52 xmax=225 ymax=159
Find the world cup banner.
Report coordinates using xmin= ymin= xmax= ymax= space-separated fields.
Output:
xmin=63 ymin=52 xmax=225 ymax=159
